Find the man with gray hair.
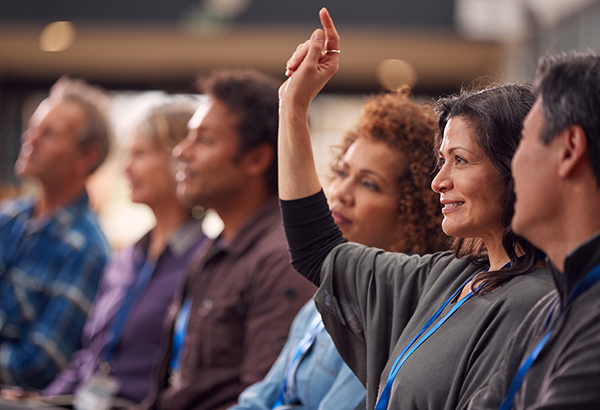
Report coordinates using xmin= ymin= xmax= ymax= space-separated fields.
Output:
xmin=469 ymin=50 xmax=600 ymax=409
xmin=0 ymin=77 xmax=111 ymax=390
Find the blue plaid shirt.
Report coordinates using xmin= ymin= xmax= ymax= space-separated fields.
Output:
xmin=0 ymin=192 xmax=110 ymax=389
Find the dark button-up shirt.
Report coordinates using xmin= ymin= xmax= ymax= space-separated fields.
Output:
xmin=143 ymin=197 xmax=316 ymax=410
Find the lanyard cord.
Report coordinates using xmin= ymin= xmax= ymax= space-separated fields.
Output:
xmin=499 ymin=262 xmax=600 ymax=410
xmin=170 ymin=298 xmax=192 ymax=372
xmin=374 ymin=279 xmax=474 ymax=410
xmin=272 ymin=314 xmax=325 ymax=408
xmin=374 ymin=260 xmax=514 ymax=410
xmin=103 ymin=256 xmax=157 ymax=365
xmin=169 ymin=239 xmax=225 ymax=375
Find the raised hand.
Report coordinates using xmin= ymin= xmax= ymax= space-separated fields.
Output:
xmin=278 ymin=8 xmax=341 ymax=200
xmin=279 ymin=8 xmax=340 ymax=108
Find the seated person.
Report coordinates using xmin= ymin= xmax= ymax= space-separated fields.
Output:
xmin=1 ymin=99 xmax=207 ymax=409
xmin=230 ymin=92 xmax=445 ymax=410
xmin=0 ymin=77 xmax=111 ymax=389
xmin=468 ymin=50 xmax=600 ymax=410
xmin=140 ymin=69 xmax=316 ymax=410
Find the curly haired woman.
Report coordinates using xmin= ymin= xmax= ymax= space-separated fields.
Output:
xmin=230 ymin=91 xmax=444 ymax=410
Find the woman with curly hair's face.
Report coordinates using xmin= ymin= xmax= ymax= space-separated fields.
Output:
xmin=328 ymin=137 xmax=406 ymax=251
xmin=326 ymin=93 xmax=443 ymax=255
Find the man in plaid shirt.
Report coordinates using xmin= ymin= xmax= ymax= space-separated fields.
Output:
xmin=0 ymin=77 xmax=111 ymax=390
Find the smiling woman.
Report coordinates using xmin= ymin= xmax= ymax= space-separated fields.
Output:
xmin=434 ymin=84 xmax=546 ymax=295
xmin=433 ymin=117 xmax=506 ymax=243
xmin=276 ymin=8 xmax=555 ymax=410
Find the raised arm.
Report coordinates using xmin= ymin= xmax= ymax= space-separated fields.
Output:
xmin=278 ymin=8 xmax=340 ymax=200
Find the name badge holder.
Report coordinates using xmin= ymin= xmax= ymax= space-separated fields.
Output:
xmin=73 ymin=366 xmax=120 ymax=410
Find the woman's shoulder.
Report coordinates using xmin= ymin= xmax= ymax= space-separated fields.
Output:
xmin=487 ymin=267 xmax=555 ymax=307
xmin=507 ymin=266 xmax=554 ymax=287
xmin=330 ymin=242 xmax=476 ymax=283
xmin=334 ymin=242 xmax=457 ymax=264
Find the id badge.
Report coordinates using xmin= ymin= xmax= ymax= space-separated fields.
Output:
xmin=73 ymin=372 xmax=121 ymax=410
xmin=169 ymin=369 xmax=181 ymax=388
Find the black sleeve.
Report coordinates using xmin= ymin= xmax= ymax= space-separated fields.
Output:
xmin=280 ymin=190 xmax=347 ymax=286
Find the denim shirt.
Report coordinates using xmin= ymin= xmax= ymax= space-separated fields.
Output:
xmin=230 ymin=300 xmax=366 ymax=410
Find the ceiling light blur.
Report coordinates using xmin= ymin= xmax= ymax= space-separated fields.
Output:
xmin=376 ymin=59 xmax=418 ymax=92
xmin=39 ymin=21 xmax=76 ymax=52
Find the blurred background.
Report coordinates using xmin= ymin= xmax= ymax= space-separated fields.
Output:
xmin=1 ymin=0 xmax=599 ymax=246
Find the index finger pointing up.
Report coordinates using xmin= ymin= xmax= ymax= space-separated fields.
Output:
xmin=319 ymin=8 xmax=340 ymax=52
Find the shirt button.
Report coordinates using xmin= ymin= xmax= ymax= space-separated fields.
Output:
xmin=202 ymin=299 xmax=213 ymax=309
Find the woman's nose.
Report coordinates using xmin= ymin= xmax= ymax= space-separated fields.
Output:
xmin=431 ymin=164 xmax=451 ymax=193
xmin=123 ymin=156 xmax=133 ymax=176
xmin=172 ymin=139 xmax=187 ymax=159
xmin=331 ymin=178 xmax=354 ymax=206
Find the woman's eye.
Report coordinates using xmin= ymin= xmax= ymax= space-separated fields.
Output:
xmin=455 ymin=155 xmax=466 ymax=164
xmin=363 ymin=180 xmax=380 ymax=192
xmin=334 ymin=168 xmax=348 ymax=179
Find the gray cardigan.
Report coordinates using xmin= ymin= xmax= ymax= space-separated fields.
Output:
xmin=317 ymin=245 xmax=552 ymax=410
xmin=282 ymin=191 xmax=554 ymax=410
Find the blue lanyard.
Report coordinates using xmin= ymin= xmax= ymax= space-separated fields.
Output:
xmin=104 ymin=256 xmax=157 ymax=364
xmin=273 ymin=314 xmax=325 ymax=408
xmin=499 ymin=261 xmax=600 ymax=410
xmin=374 ymin=278 xmax=475 ymax=410
xmin=169 ymin=239 xmax=222 ymax=373
xmin=170 ymin=298 xmax=192 ymax=372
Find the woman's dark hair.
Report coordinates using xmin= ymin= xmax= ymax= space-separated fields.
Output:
xmin=331 ymin=92 xmax=444 ymax=255
xmin=434 ymin=83 xmax=545 ymax=294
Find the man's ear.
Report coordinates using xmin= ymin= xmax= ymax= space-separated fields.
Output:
xmin=78 ymin=145 xmax=103 ymax=176
xmin=241 ymin=143 xmax=275 ymax=177
xmin=558 ymin=125 xmax=588 ymax=179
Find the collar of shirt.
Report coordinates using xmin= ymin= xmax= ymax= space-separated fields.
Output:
xmin=133 ymin=217 xmax=207 ymax=265
xmin=5 ymin=192 xmax=92 ymax=251
xmin=550 ymin=230 xmax=600 ymax=306
xmin=212 ymin=195 xmax=281 ymax=258
xmin=169 ymin=218 xmax=206 ymax=258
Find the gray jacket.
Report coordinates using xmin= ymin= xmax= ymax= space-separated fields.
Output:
xmin=281 ymin=191 xmax=555 ymax=410
xmin=469 ymin=232 xmax=600 ymax=410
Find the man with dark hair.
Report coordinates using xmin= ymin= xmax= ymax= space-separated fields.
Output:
xmin=0 ymin=77 xmax=111 ymax=389
xmin=141 ymin=70 xmax=315 ymax=410
xmin=469 ymin=50 xmax=600 ymax=409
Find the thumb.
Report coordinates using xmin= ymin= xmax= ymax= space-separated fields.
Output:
xmin=305 ymin=29 xmax=325 ymax=64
